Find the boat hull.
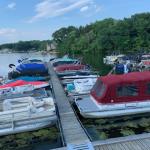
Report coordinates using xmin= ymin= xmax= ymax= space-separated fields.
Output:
xmin=0 ymin=97 xmax=57 ymax=136
xmin=0 ymin=115 xmax=57 ymax=136
xmin=75 ymin=96 xmax=150 ymax=118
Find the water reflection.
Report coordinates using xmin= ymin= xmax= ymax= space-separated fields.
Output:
xmin=0 ymin=126 xmax=62 ymax=150
xmin=80 ymin=113 xmax=150 ymax=140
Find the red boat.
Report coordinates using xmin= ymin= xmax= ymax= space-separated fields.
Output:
xmin=0 ymin=80 xmax=49 ymax=89
xmin=55 ymin=64 xmax=87 ymax=72
xmin=75 ymin=71 xmax=150 ymax=118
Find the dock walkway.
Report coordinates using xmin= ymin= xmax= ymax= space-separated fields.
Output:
xmin=47 ymin=63 xmax=92 ymax=147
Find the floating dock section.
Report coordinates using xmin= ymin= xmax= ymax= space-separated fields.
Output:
xmin=47 ymin=63 xmax=93 ymax=149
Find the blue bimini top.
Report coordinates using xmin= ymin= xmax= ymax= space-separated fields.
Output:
xmin=16 ymin=63 xmax=47 ymax=73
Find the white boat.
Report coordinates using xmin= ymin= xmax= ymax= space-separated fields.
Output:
xmin=0 ymin=96 xmax=57 ymax=136
xmin=75 ymin=72 xmax=150 ymax=118
xmin=60 ymin=70 xmax=98 ymax=84
xmin=103 ymin=54 xmax=125 ymax=65
xmin=66 ymin=78 xmax=97 ymax=96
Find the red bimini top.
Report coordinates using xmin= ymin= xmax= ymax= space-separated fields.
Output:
xmin=91 ymin=71 xmax=150 ymax=104
xmin=0 ymin=80 xmax=48 ymax=89
xmin=55 ymin=64 xmax=85 ymax=72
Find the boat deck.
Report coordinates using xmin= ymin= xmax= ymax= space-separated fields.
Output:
xmin=0 ymin=96 xmax=57 ymax=136
xmin=47 ymin=62 xmax=91 ymax=146
xmin=75 ymin=96 xmax=99 ymax=112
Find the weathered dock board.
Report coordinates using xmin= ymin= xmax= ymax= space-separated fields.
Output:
xmin=47 ymin=62 xmax=91 ymax=146
xmin=93 ymin=133 xmax=150 ymax=150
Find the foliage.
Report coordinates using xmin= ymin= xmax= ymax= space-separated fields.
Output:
xmin=120 ymin=128 xmax=135 ymax=136
xmin=52 ymin=13 xmax=150 ymax=75
xmin=0 ymin=40 xmax=51 ymax=52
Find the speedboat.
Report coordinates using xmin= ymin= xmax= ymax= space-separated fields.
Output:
xmin=56 ymin=64 xmax=90 ymax=77
xmin=55 ymin=64 xmax=89 ymax=72
xmin=0 ymin=80 xmax=49 ymax=96
xmin=0 ymin=96 xmax=57 ymax=136
xmin=66 ymin=78 xmax=97 ymax=96
xmin=51 ymin=57 xmax=79 ymax=67
xmin=8 ymin=76 xmax=49 ymax=82
xmin=103 ymin=54 xmax=125 ymax=65
xmin=8 ymin=63 xmax=48 ymax=79
xmin=60 ymin=71 xmax=99 ymax=85
xmin=137 ymin=54 xmax=150 ymax=69
xmin=57 ymin=70 xmax=93 ymax=78
xmin=75 ymin=71 xmax=150 ymax=118
xmin=18 ymin=58 xmax=43 ymax=64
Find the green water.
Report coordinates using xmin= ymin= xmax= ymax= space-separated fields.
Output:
xmin=79 ymin=113 xmax=150 ymax=141
xmin=0 ymin=126 xmax=62 ymax=150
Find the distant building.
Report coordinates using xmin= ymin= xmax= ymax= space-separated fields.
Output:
xmin=46 ymin=42 xmax=56 ymax=51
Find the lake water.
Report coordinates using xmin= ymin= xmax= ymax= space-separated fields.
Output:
xmin=0 ymin=52 xmax=55 ymax=77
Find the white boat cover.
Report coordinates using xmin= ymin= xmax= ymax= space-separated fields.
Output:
xmin=67 ymin=78 xmax=97 ymax=95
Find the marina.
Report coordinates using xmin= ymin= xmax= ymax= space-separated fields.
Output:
xmin=1 ymin=53 xmax=150 ymax=150
xmin=0 ymin=2 xmax=150 ymax=149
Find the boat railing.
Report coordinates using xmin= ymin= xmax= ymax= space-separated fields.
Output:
xmin=0 ymin=107 xmax=56 ymax=130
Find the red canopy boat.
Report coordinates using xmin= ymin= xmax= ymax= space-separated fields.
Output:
xmin=55 ymin=64 xmax=86 ymax=72
xmin=75 ymin=71 xmax=150 ymax=118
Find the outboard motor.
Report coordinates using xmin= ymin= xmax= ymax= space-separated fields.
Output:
xmin=9 ymin=64 xmax=16 ymax=68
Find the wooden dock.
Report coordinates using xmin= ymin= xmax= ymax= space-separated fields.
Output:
xmin=48 ymin=62 xmax=150 ymax=150
xmin=93 ymin=133 xmax=150 ymax=150
xmin=47 ymin=63 xmax=92 ymax=148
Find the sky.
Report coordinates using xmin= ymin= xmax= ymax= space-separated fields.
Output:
xmin=0 ymin=0 xmax=149 ymax=44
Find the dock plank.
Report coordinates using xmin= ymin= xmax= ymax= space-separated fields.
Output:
xmin=140 ymin=138 xmax=150 ymax=148
xmin=136 ymin=140 xmax=150 ymax=150
xmin=47 ymin=62 xmax=90 ymax=145
xmin=111 ymin=143 xmax=125 ymax=150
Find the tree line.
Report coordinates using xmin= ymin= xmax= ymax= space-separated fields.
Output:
xmin=0 ymin=40 xmax=51 ymax=52
xmin=52 ymin=13 xmax=150 ymax=74
xmin=0 ymin=13 xmax=150 ymax=74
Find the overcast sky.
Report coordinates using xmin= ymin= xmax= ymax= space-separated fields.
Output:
xmin=0 ymin=0 xmax=149 ymax=44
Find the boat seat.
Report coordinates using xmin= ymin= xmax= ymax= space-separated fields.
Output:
xmin=75 ymin=96 xmax=99 ymax=112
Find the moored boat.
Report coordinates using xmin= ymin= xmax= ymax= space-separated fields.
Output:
xmin=66 ymin=78 xmax=97 ymax=96
xmin=0 ymin=88 xmax=48 ymax=100
xmin=0 ymin=96 xmax=57 ymax=136
xmin=55 ymin=64 xmax=89 ymax=72
xmin=60 ymin=71 xmax=99 ymax=85
xmin=8 ymin=63 xmax=48 ymax=79
xmin=7 ymin=76 xmax=49 ymax=83
xmin=56 ymin=64 xmax=91 ymax=78
xmin=51 ymin=57 xmax=79 ymax=67
xmin=18 ymin=58 xmax=43 ymax=64
xmin=0 ymin=80 xmax=49 ymax=96
xmin=75 ymin=71 xmax=150 ymax=118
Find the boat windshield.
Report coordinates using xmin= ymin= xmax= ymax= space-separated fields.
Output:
xmin=91 ymin=79 xmax=106 ymax=97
